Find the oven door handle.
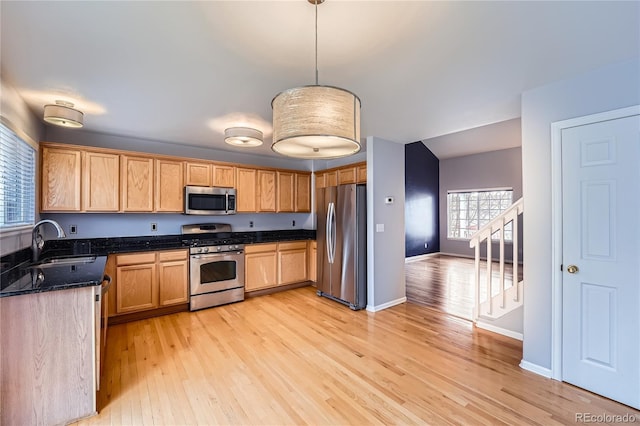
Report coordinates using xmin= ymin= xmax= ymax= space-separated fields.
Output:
xmin=191 ymin=251 xmax=243 ymax=260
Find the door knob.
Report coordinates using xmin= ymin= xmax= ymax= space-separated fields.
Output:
xmin=567 ymin=265 xmax=579 ymax=274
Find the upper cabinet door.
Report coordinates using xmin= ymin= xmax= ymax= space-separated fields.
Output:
xmin=295 ymin=173 xmax=311 ymax=212
xmin=82 ymin=151 xmax=120 ymax=212
xmin=212 ymin=164 xmax=235 ymax=188
xmin=257 ymin=169 xmax=277 ymax=212
xmin=276 ymin=171 xmax=295 ymax=213
xmin=121 ymin=155 xmax=154 ymax=212
xmin=41 ymin=146 xmax=81 ymax=211
xmin=236 ymin=167 xmax=257 ymax=212
xmin=185 ymin=162 xmax=211 ymax=187
xmin=357 ymin=164 xmax=367 ymax=183
xmin=155 ymin=159 xmax=184 ymax=212
xmin=338 ymin=167 xmax=357 ymax=185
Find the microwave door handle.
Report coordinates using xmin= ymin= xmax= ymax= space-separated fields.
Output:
xmin=225 ymin=192 xmax=229 ymax=213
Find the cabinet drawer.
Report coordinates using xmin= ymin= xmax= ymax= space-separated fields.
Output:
xmin=116 ymin=252 xmax=156 ymax=266
xmin=278 ymin=241 xmax=307 ymax=251
xmin=158 ymin=249 xmax=188 ymax=262
xmin=245 ymin=243 xmax=278 ymax=254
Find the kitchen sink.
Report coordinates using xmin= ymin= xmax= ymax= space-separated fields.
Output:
xmin=30 ymin=255 xmax=97 ymax=268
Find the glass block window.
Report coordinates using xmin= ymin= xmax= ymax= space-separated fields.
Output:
xmin=0 ymin=123 xmax=36 ymax=230
xmin=447 ymin=189 xmax=513 ymax=241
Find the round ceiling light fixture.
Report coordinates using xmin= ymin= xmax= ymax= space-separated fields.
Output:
xmin=43 ymin=100 xmax=84 ymax=128
xmin=224 ymin=127 xmax=263 ymax=147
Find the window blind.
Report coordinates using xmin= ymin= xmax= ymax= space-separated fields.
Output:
xmin=0 ymin=123 xmax=36 ymax=229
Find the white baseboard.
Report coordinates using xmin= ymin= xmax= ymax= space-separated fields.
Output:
xmin=405 ymin=252 xmax=440 ymax=263
xmin=366 ymin=297 xmax=407 ymax=312
xmin=519 ymin=360 xmax=553 ymax=378
xmin=475 ymin=321 xmax=523 ymax=341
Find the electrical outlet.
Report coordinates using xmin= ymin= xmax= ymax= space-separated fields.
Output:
xmin=151 ymin=223 xmax=158 ymax=232
xmin=424 ymin=243 xmax=428 ymax=249
xmin=249 ymin=221 xmax=254 ymax=228
xmin=292 ymin=220 xmax=296 ymax=227
xmin=69 ymin=225 xmax=77 ymax=234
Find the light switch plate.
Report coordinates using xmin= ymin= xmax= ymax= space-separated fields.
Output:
xmin=376 ymin=223 xmax=384 ymax=232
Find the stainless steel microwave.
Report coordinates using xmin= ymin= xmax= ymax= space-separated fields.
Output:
xmin=184 ymin=186 xmax=236 ymax=215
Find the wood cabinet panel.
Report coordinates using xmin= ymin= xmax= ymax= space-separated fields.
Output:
xmin=185 ymin=162 xmax=211 ymax=186
xmin=326 ymin=171 xmax=338 ymax=187
xmin=116 ymin=263 xmax=157 ymax=313
xmin=41 ymin=146 xmax=81 ymax=211
xmin=155 ymin=159 xmax=184 ymax=212
xmin=236 ymin=167 xmax=257 ymax=212
xmin=357 ymin=164 xmax=367 ymax=183
xmin=295 ymin=173 xmax=311 ymax=212
xmin=278 ymin=244 xmax=308 ymax=285
xmin=158 ymin=259 xmax=188 ymax=306
xmin=277 ymin=171 xmax=295 ymax=212
xmin=309 ymin=240 xmax=317 ymax=283
xmin=257 ymin=169 xmax=277 ymax=212
xmin=245 ymin=250 xmax=278 ymax=291
xmin=82 ymin=151 xmax=119 ymax=211
xmin=213 ymin=165 xmax=235 ymax=188
xmin=116 ymin=252 xmax=156 ymax=265
xmin=121 ymin=155 xmax=154 ymax=212
xmin=338 ymin=167 xmax=357 ymax=185
xmin=245 ymin=243 xmax=278 ymax=254
xmin=315 ymin=172 xmax=326 ymax=189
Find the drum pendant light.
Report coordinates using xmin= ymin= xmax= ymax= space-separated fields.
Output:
xmin=271 ymin=0 xmax=361 ymax=159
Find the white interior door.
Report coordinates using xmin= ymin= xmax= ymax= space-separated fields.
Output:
xmin=561 ymin=113 xmax=640 ymax=409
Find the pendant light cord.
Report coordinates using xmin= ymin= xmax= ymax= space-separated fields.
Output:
xmin=315 ymin=0 xmax=319 ymax=85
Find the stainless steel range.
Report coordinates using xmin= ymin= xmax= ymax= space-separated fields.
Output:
xmin=182 ymin=223 xmax=245 ymax=311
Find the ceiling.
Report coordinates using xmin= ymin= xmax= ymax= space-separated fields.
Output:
xmin=1 ymin=1 xmax=638 ymax=159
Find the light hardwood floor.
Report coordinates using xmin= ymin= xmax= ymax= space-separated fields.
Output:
xmin=406 ymin=254 xmax=523 ymax=320
xmin=76 ymin=286 xmax=637 ymax=425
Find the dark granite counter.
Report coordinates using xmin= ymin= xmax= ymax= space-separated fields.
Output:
xmin=0 ymin=254 xmax=107 ymax=298
xmin=0 ymin=229 xmax=315 ymax=298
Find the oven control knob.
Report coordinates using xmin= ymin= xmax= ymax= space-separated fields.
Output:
xmin=202 ymin=247 xmax=209 ymax=253
xmin=196 ymin=247 xmax=203 ymax=253
xmin=231 ymin=245 xmax=237 ymax=250
xmin=217 ymin=246 xmax=223 ymax=252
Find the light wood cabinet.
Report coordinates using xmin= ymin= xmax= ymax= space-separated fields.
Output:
xmin=185 ymin=162 xmax=211 ymax=186
xmin=326 ymin=170 xmax=338 ymax=187
xmin=113 ymin=249 xmax=188 ymax=315
xmin=41 ymin=146 xmax=81 ymax=211
xmin=257 ymin=169 xmax=277 ymax=212
xmin=155 ymin=159 xmax=184 ymax=212
xmin=277 ymin=171 xmax=295 ymax=212
xmin=213 ymin=164 xmax=235 ymax=188
xmin=315 ymin=172 xmax=326 ymax=189
xmin=236 ymin=167 xmax=257 ymax=212
xmin=121 ymin=155 xmax=154 ymax=212
xmin=357 ymin=164 xmax=367 ymax=183
xmin=158 ymin=250 xmax=189 ymax=306
xmin=82 ymin=151 xmax=120 ymax=211
xmin=278 ymin=241 xmax=308 ymax=285
xmin=338 ymin=167 xmax=357 ymax=185
xmin=295 ymin=173 xmax=311 ymax=212
xmin=245 ymin=243 xmax=278 ymax=291
xmin=309 ymin=240 xmax=317 ymax=283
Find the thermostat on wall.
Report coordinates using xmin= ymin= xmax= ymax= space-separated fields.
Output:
xmin=384 ymin=196 xmax=394 ymax=204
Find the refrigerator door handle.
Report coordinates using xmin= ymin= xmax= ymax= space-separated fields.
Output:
xmin=326 ymin=202 xmax=334 ymax=264
xmin=330 ymin=201 xmax=337 ymax=264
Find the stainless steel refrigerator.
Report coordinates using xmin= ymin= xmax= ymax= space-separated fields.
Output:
xmin=316 ymin=184 xmax=367 ymax=310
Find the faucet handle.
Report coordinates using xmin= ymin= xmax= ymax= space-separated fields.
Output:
xmin=35 ymin=233 xmax=45 ymax=250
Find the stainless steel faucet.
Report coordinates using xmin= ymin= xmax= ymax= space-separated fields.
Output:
xmin=32 ymin=219 xmax=67 ymax=262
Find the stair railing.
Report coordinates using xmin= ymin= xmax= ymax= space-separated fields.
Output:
xmin=469 ymin=197 xmax=523 ymax=320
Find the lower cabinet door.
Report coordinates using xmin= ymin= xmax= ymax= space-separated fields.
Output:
xmin=245 ymin=251 xmax=278 ymax=291
xmin=116 ymin=263 xmax=157 ymax=313
xmin=158 ymin=259 xmax=188 ymax=306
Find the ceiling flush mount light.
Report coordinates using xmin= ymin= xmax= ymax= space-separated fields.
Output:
xmin=43 ymin=100 xmax=84 ymax=128
xmin=271 ymin=0 xmax=361 ymax=159
xmin=224 ymin=127 xmax=263 ymax=147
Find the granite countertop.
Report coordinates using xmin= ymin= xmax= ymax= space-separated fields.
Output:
xmin=0 ymin=229 xmax=316 ymax=298
xmin=0 ymin=255 xmax=108 ymax=298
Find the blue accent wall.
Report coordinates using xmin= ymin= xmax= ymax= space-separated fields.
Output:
xmin=405 ymin=142 xmax=439 ymax=257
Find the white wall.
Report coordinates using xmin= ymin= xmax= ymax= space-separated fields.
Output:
xmin=0 ymin=76 xmax=43 ymax=256
xmin=521 ymin=58 xmax=640 ymax=370
xmin=366 ymin=136 xmax=406 ymax=311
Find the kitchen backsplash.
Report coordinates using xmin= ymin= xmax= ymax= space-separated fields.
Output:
xmin=41 ymin=212 xmax=315 ymax=239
